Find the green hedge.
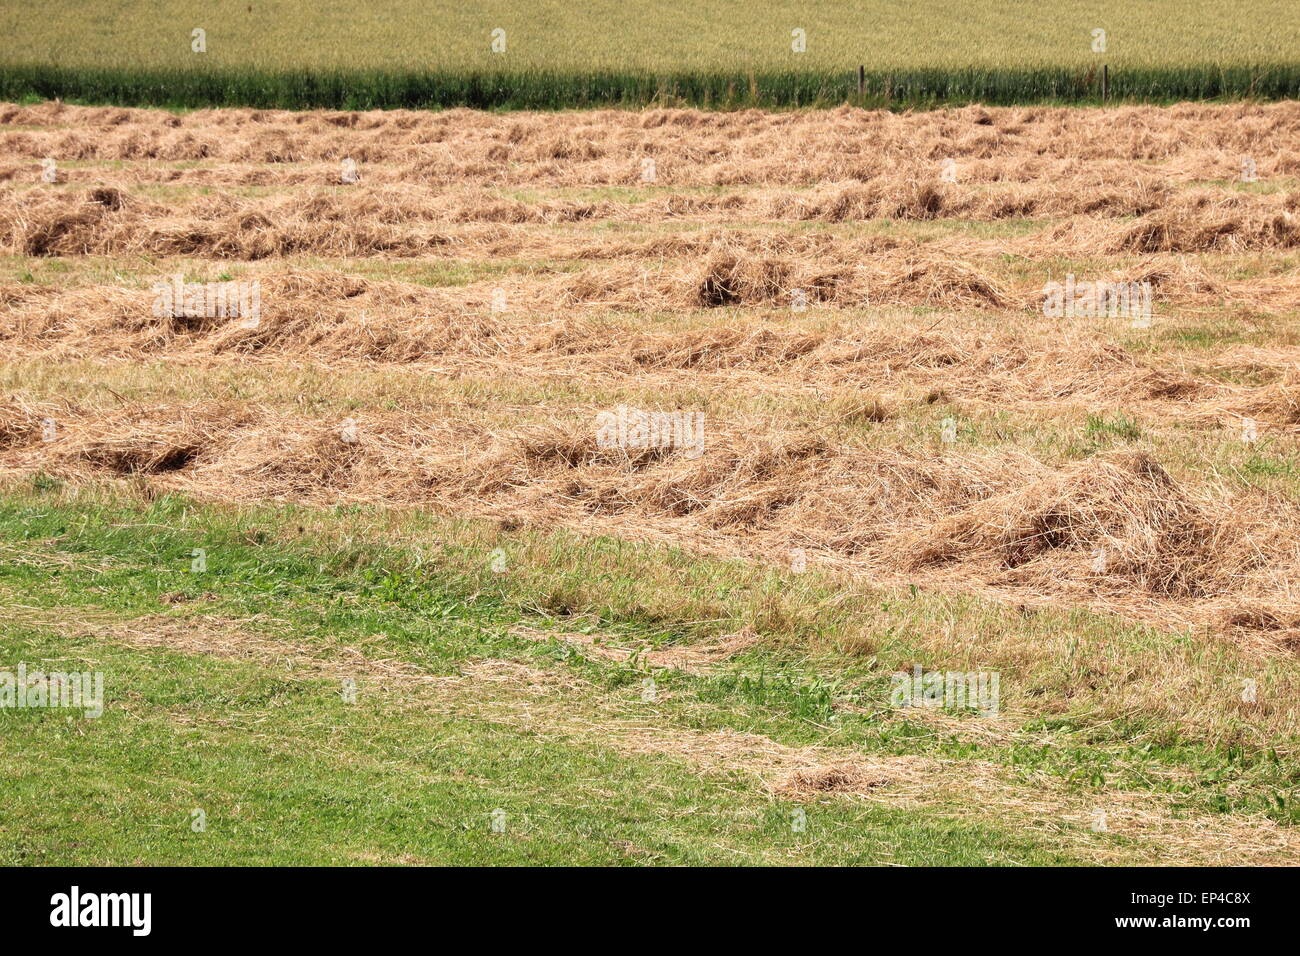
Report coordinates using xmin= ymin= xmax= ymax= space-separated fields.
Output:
xmin=2 ymin=63 xmax=1298 ymax=111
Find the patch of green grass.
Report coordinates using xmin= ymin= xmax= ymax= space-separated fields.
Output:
xmin=1187 ymin=178 xmax=1300 ymax=195
xmin=349 ymin=257 xmax=584 ymax=287
xmin=1 ymin=484 xmax=1296 ymax=833
xmin=6 ymin=622 xmax=1085 ymax=865
xmin=1239 ymin=448 xmax=1298 ymax=478
xmin=1084 ymin=412 xmax=1143 ymax=443
xmin=1163 ymin=324 xmax=1248 ymax=349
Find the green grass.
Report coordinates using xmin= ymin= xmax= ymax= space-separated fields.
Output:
xmin=1 ymin=482 xmax=1297 ymax=859
xmin=1084 ymin=412 xmax=1144 ymax=443
xmin=10 ymin=623 xmax=1080 ymax=865
xmin=0 ymin=494 xmax=1108 ymax=865
xmin=5 ymin=63 xmax=1298 ymax=111
xmin=2 ymin=0 xmax=1297 ymax=109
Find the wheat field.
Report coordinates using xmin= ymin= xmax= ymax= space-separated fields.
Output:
xmin=5 ymin=0 xmax=1298 ymax=70
xmin=2 ymin=0 xmax=1299 ymax=107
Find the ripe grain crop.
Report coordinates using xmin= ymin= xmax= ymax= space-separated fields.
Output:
xmin=1 ymin=0 xmax=1298 ymax=108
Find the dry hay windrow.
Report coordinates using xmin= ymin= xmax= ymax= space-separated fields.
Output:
xmin=3 ymin=101 xmax=1300 ymax=187
xmin=7 ymin=269 xmax=1300 ymax=428
xmin=0 ymin=253 xmax=1290 ymax=336
xmin=4 ymin=400 xmax=1300 ymax=650
xmin=3 ymin=182 xmax=1298 ymax=260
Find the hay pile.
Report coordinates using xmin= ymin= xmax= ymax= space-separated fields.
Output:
xmin=898 ymin=452 xmax=1233 ymax=596
xmin=0 ymin=187 xmax=450 ymax=259
xmin=1111 ymin=192 xmax=1300 ymax=253
xmin=6 ymin=402 xmax=1300 ymax=645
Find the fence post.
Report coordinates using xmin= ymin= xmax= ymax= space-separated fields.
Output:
xmin=1102 ymin=64 xmax=1109 ymax=105
xmin=857 ymin=64 xmax=865 ymax=98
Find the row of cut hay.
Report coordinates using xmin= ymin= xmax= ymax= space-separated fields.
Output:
xmin=8 ymin=148 xmax=1297 ymax=194
xmin=3 ymin=98 xmax=1300 ymax=175
xmin=0 ymin=247 xmax=1104 ymax=324
xmin=0 ymin=272 xmax=504 ymax=361
xmin=6 ymin=185 xmax=1297 ymax=262
xmin=12 ymin=269 xmax=1300 ymax=428
xmin=0 ymin=187 xmax=451 ymax=258
xmin=552 ymin=245 xmax=1262 ymax=311
xmin=9 ymin=99 xmax=1300 ymax=140
xmin=5 ymin=400 xmax=1299 ymax=649
xmin=1 ymin=177 xmax=1284 ymax=228
xmin=17 ymin=174 xmax=1286 ymax=247
xmin=763 ymin=175 xmax=1180 ymax=221
xmin=1108 ymin=190 xmax=1300 ymax=251
xmin=2 ymin=207 xmax=1270 ymax=311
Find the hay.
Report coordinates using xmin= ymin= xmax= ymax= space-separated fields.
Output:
xmin=899 ymin=452 xmax=1232 ymax=597
xmin=1112 ymin=192 xmax=1300 ymax=253
xmin=6 ymin=402 xmax=1300 ymax=643
xmin=5 ymin=100 xmax=1300 ymax=650
xmin=773 ymin=764 xmax=894 ymax=798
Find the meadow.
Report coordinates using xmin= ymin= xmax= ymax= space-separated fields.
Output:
xmin=1 ymin=0 xmax=1298 ymax=108
xmin=1 ymin=100 xmax=1298 ymax=864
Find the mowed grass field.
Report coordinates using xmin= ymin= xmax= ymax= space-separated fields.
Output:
xmin=1 ymin=100 xmax=1299 ymax=864
xmin=1 ymin=0 xmax=1299 ymax=107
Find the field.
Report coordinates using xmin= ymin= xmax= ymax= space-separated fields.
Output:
xmin=1 ymin=98 xmax=1299 ymax=866
xmin=2 ymin=1 xmax=1299 ymax=107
